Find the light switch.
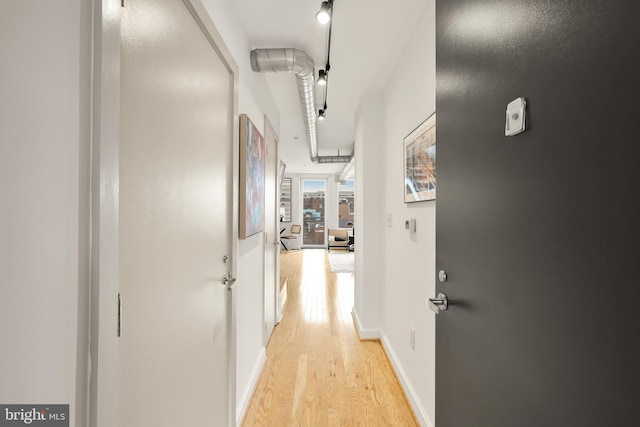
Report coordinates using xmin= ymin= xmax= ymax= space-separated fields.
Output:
xmin=386 ymin=213 xmax=393 ymax=228
xmin=505 ymin=97 xmax=526 ymax=136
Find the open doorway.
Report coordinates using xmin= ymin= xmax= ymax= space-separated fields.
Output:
xmin=301 ymin=179 xmax=327 ymax=247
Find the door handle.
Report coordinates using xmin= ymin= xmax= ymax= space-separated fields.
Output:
xmin=222 ymin=273 xmax=237 ymax=289
xmin=273 ymin=241 xmax=280 ymax=246
xmin=427 ymin=293 xmax=448 ymax=314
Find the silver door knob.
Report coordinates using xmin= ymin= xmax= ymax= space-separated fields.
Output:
xmin=427 ymin=293 xmax=448 ymax=314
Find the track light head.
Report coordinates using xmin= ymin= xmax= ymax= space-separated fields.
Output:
xmin=316 ymin=1 xmax=331 ymax=24
xmin=318 ymin=69 xmax=328 ymax=85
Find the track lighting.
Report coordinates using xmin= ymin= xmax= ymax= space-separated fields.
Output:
xmin=316 ymin=1 xmax=331 ymax=24
xmin=317 ymin=3 xmax=332 ymax=122
xmin=318 ymin=69 xmax=327 ymax=85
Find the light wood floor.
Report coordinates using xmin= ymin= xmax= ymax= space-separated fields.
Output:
xmin=241 ymin=249 xmax=419 ymax=427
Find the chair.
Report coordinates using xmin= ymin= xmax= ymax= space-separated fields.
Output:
xmin=280 ymin=224 xmax=301 ymax=250
xmin=328 ymin=229 xmax=350 ymax=252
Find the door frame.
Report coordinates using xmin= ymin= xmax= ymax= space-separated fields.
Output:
xmin=299 ymin=176 xmax=329 ymax=248
xmin=89 ymin=1 xmax=240 ymax=426
xmin=263 ymin=117 xmax=281 ymax=341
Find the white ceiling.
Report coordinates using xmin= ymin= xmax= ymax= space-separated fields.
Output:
xmin=233 ymin=0 xmax=428 ymax=175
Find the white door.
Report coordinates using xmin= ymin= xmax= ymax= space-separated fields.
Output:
xmin=263 ymin=121 xmax=279 ymax=341
xmin=119 ymin=0 xmax=232 ymax=425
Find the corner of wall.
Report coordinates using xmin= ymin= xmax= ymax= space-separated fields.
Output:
xmin=351 ymin=308 xmax=382 ymax=340
xmin=235 ymin=347 xmax=266 ymax=426
xmin=353 ymin=91 xmax=387 ymax=332
xmin=380 ymin=334 xmax=434 ymax=427
xmin=378 ymin=3 xmax=437 ymax=425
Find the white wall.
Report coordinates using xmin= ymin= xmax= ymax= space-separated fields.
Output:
xmin=0 ymin=2 xmax=92 ymax=426
xmin=199 ymin=1 xmax=280 ymax=424
xmin=233 ymin=94 xmax=270 ymax=425
xmin=353 ymin=93 xmax=387 ymax=334
xmin=352 ymin=4 xmax=435 ymax=425
xmin=381 ymin=2 xmax=437 ymax=425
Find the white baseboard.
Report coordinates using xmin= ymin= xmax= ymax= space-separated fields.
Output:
xmin=235 ymin=348 xmax=266 ymax=426
xmin=351 ymin=308 xmax=434 ymax=426
xmin=351 ymin=307 xmax=382 ymax=340
xmin=380 ymin=334 xmax=434 ymax=427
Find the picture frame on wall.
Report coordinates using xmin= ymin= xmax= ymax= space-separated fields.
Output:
xmin=403 ymin=112 xmax=436 ymax=202
xmin=239 ymin=114 xmax=266 ymax=239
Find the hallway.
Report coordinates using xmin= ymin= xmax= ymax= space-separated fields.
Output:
xmin=242 ymin=250 xmax=418 ymax=426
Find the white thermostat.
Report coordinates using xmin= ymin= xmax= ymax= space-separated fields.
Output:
xmin=505 ymin=97 xmax=526 ymax=136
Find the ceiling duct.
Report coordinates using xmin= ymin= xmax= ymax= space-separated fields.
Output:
xmin=338 ymin=153 xmax=355 ymax=181
xmin=251 ymin=48 xmax=352 ymax=165
xmin=250 ymin=48 xmax=319 ymax=162
xmin=316 ymin=154 xmax=352 ymax=164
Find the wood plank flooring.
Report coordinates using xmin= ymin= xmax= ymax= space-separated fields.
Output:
xmin=241 ymin=249 xmax=419 ymax=427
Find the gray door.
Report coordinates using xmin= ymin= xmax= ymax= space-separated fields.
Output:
xmin=119 ymin=0 xmax=232 ymax=425
xmin=436 ymin=1 xmax=640 ymax=426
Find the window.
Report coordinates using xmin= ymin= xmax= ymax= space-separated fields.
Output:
xmin=301 ymin=179 xmax=326 ymax=246
xmin=279 ymin=177 xmax=292 ymax=222
xmin=338 ymin=180 xmax=355 ymax=228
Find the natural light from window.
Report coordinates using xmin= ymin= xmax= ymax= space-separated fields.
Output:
xmin=302 ymin=179 xmax=326 ymax=246
xmin=338 ymin=180 xmax=354 ymax=229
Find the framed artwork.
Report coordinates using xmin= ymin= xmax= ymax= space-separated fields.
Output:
xmin=403 ymin=112 xmax=436 ymax=202
xmin=239 ymin=114 xmax=266 ymax=238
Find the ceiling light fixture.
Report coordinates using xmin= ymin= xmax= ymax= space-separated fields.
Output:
xmin=318 ymin=101 xmax=328 ymax=121
xmin=318 ymin=69 xmax=328 ymax=85
xmin=316 ymin=1 xmax=332 ymax=24
xmin=317 ymin=2 xmax=334 ymax=123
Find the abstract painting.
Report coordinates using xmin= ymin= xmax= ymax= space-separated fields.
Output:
xmin=239 ymin=114 xmax=265 ymax=238
xmin=404 ymin=112 xmax=436 ymax=202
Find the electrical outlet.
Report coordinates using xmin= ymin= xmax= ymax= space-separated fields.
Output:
xmin=409 ymin=327 xmax=416 ymax=351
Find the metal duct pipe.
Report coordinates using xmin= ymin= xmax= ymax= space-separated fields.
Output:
xmin=250 ymin=48 xmax=319 ymax=162
xmin=316 ymin=154 xmax=353 ymax=164
xmin=338 ymin=154 xmax=355 ymax=181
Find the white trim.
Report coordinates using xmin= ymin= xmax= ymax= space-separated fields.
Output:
xmin=264 ymin=116 xmax=280 ymax=346
xmin=380 ymin=334 xmax=434 ymax=427
xmin=350 ymin=307 xmax=434 ymax=427
xmin=235 ymin=348 xmax=266 ymax=427
xmin=90 ymin=1 xmax=122 ymax=426
xmin=351 ymin=308 xmax=382 ymax=340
